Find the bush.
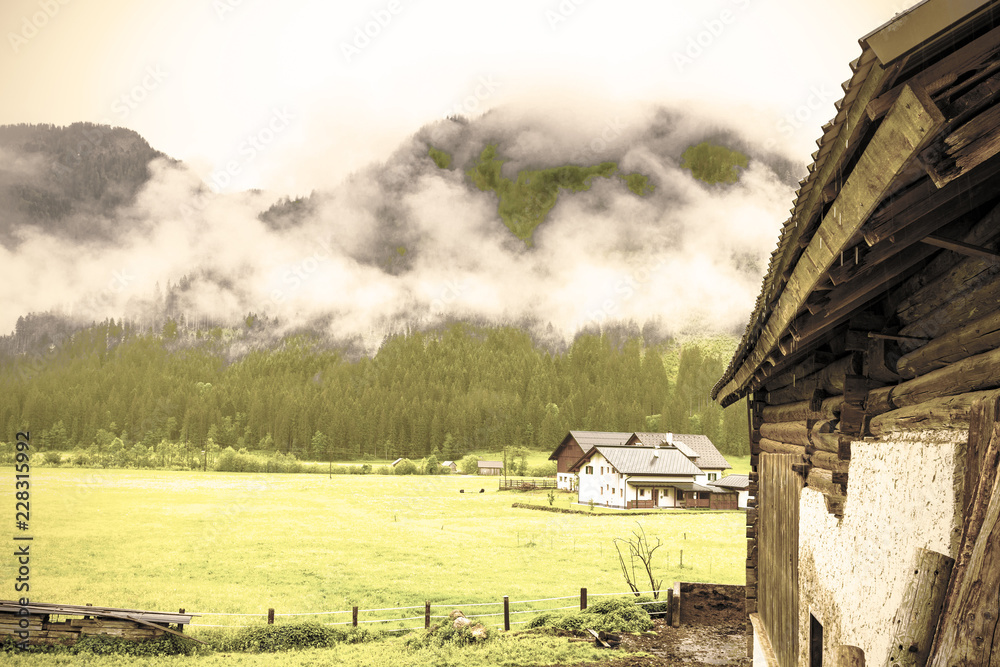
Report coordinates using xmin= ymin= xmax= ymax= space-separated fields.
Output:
xmin=376 ymin=465 xmax=392 ymax=475
xmin=210 ymin=623 xmax=382 ymax=652
xmin=43 ymin=451 xmax=62 ymax=465
xmin=394 ymin=459 xmax=418 ymax=475
xmin=72 ymin=634 xmax=203 ymax=657
xmin=524 ymin=597 xmax=652 ymax=634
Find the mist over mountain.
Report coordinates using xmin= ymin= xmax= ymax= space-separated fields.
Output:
xmin=2 ymin=105 xmax=799 ymax=350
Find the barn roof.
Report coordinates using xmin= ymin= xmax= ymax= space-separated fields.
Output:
xmin=548 ymin=430 xmax=633 ymax=460
xmin=477 ymin=460 xmax=503 ymax=469
xmin=710 ymin=474 xmax=750 ymax=490
xmin=571 ymin=445 xmax=704 ymax=477
xmin=712 ymin=0 xmax=1000 ymax=406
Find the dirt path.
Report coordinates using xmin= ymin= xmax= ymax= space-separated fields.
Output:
xmin=547 ymin=584 xmax=751 ymax=667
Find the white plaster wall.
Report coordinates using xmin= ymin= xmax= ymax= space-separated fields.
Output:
xmin=796 ymin=430 xmax=965 ymax=665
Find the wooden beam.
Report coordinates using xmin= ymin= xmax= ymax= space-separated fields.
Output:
xmin=885 ymin=548 xmax=954 ymax=667
xmin=921 ymin=234 xmax=1000 ymax=261
xmin=866 ymin=25 xmax=1000 ymax=122
xmin=761 ymin=397 xmax=842 ymax=423
xmin=900 ymin=270 xmax=1000 ymax=342
xmin=869 ymin=389 xmax=1000 ymax=436
xmin=716 ymin=70 xmax=936 ymax=406
xmin=765 ymin=354 xmax=862 ymax=404
xmin=897 ymin=309 xmax=1000 ymax=378
xmin=863 ymin=152 xmax=1000 ymax=249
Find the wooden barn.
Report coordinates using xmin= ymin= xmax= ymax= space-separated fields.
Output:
xmin=712 ymin=0 xmax=1000 ymax=664
xmin=0 ymin=600 xmax=198 ymax=647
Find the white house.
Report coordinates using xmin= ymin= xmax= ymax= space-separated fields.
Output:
xmin=569 ymin=443 xmax=734 ymax=509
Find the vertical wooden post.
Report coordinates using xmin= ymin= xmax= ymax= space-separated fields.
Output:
xmin=666 ymin=588 xmax=673 ymax=621
xmin=178 ymin=608 xmax=185 ymax=633
xmin=267 ymin=608 xmax=274 ymax=625
xmin=671 ymin=582 xmax=681 ymax=628
xmin=838 ymin=645 xmax=865 ymax=666
xmin=503 ymin=596 xmax=510 ymax=632
xmin=885 ymin=548 xmax=954 ymax=667
xmin=424 ymin=601 xmax=430 ymax=629
xmin=580 ymin=587 xmax=587 ymax=610
xmin=352 ymin=606 xmax=358 ymax=628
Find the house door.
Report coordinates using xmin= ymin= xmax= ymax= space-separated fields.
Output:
xmin=651 ymin=489 xmax=658 ymax=505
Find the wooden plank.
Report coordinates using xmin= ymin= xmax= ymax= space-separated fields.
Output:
xmin=759 ymin=453 xmax=802 ymax=667
xmin=924 ymin=102 xmax=1000 ymax=186
xmin=885 ymin=549 xmax=954 ymax=667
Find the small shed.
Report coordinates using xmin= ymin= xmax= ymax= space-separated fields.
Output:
xmin=477 ymin=460 xmax=503 ymax=475
xmin=441 ymin=460 xmax=458 ymax=473
xmin=390 ymin=458 xmax=404 ymax=467
xmin=0 ymin=600 xmax=199 ymax=647
xmin=709 ymin=474 xmax=750 ymax=509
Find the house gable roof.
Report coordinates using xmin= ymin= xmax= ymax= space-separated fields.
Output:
xmin=675 ymin=434 xmax=731 ymax=470
xmin=571 ymin=446 xmax=703 ymax=477
xmin=477 ymin=460 xmax=503 ymax=469
xmin=549 ymin=430 xmax=634 ymax=460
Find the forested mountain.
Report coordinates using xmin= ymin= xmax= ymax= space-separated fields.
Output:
xmin=0 ymin=123 xmax=166 ymax=246
xmin=0 ymin=319 xmax=747 ymax=462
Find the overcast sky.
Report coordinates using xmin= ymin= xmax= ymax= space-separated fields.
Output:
xmin=2 ymin=0 xmax=912 ymax=195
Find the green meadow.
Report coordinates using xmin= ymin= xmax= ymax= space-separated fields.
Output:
xmin=3 ymin=467 xmax=744 ymax=663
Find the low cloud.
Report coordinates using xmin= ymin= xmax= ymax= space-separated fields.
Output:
xmin=3 ymin=102 xmax=797 ymax=349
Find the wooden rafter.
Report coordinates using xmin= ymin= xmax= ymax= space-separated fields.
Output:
xmin=715 ymin=85 xmax=946 ymax=404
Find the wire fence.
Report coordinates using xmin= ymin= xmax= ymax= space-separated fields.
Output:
xmin=186 ymin=587 xmax=676 ymax=633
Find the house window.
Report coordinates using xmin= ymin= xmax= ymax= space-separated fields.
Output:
xmin=585 ymin=466 xmax=593 ymax=475
xmin=708 ymin=472 xmax=718 ymax=482
xmin=640 ymin=489 xmax=645 ymax=497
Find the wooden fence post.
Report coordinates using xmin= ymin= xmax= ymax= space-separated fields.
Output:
xmin=580 ymin=587 xmax=587 ymax=610
xmin=425 ymin=601 xmax=430 ymax=629
xmin=267 ymin=608 xmax=274 ymax=625
xmin=503 ymin=596 xmax=510 ymax=631
xmin=177 ymin=608 xmax=185 ymax=633
xmin=352 ymin=606 xmax=358 ymax=628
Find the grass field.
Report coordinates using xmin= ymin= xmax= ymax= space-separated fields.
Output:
xmin=2 ymin=467 xmax=744 ymax=663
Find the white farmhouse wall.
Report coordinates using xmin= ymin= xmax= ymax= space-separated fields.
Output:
xmin=576 ymin=453 xmax=627 ymax=507
xmin=738 ymin=490 xmax=749 ymax=509
xmin=794 ymin=430 xmax=963 ymax=665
